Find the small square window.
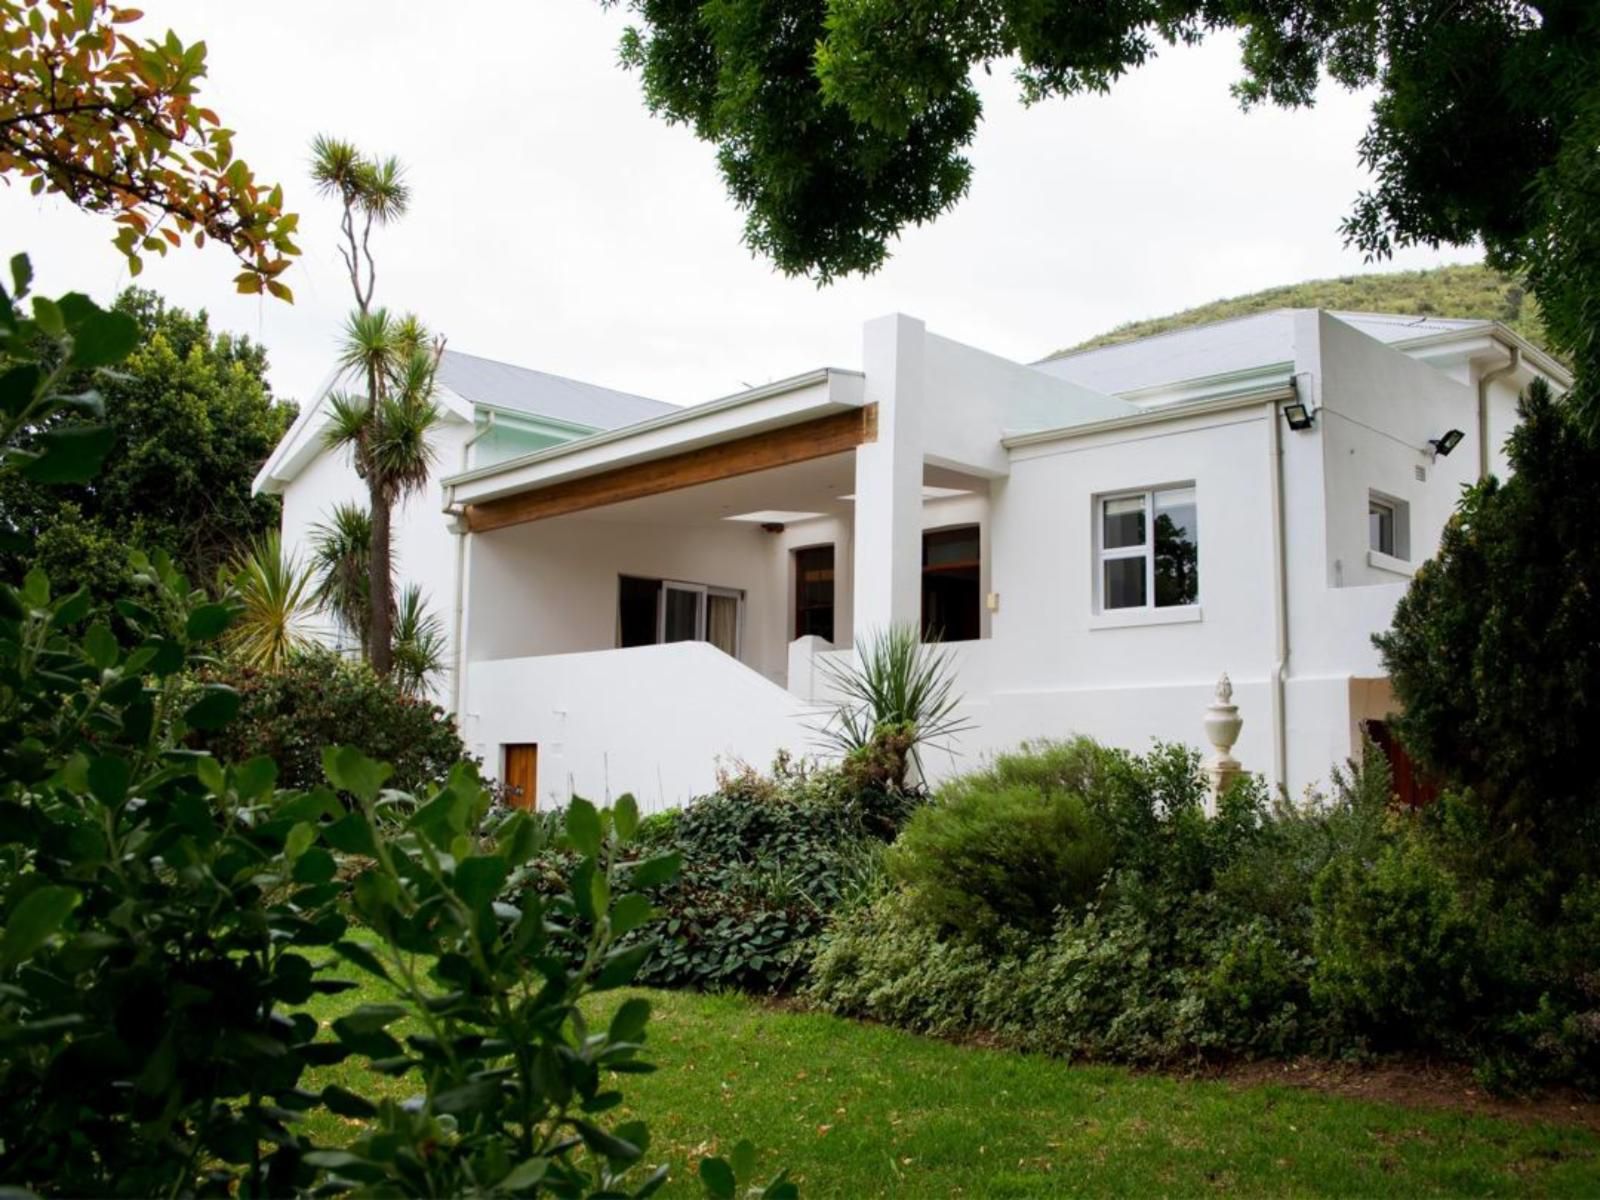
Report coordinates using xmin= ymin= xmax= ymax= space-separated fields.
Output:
xmin=1096 ymin=486 xmax=1199 ymax=612
xmin=1368 ymin=491 xmax=1410 ymax=561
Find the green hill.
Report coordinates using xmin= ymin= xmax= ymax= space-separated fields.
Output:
xmin=1050 ymin=263 xmax=1546 ymax=358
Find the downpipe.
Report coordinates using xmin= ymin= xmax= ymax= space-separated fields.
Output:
xmin=448 ymin=413 xmax=496 ymax=718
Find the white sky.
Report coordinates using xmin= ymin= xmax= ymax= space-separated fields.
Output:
xmin=2 ymin=2 xmax=1471 ymax=408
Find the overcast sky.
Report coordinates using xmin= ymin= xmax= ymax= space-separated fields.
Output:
xmin=3 ymin=2 xmax=1471 ymax=408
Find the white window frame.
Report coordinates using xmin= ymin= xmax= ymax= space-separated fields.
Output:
xmin=655 ymin=579 xmax=744 ymax=658
xmin=1094 ymin=484 xmax=1200 ymax=615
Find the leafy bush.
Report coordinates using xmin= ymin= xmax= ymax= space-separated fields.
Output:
xmin=513 ymin=753 xmax=915 ymax=995
xmin=810 ymin=739 xmax=1383 ymax=1067
xmin=195 ymin=646 xmax=472 ymax=795
xmin=888 ymin=779 xmax=1112 ymax=938
xmin=1310 ymin=819 xmax=1490 ymax=1045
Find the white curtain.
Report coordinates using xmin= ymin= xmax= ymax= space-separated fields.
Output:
xmin=706 ymin=593 xmax=738 ymax=657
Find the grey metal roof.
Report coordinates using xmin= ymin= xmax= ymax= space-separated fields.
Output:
xmin=435 ymin=349 xmax=677 ymax=430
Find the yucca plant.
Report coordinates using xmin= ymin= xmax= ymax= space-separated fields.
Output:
xmin=393 ymin=583 xmax=448 ymax=698
xmin=220 ymin=531 xmax=314 ymax=670
xmin=310 ymin=501 xmax=378 ymax=652
xmin=816 ymin=623 xmax=971 ymax=792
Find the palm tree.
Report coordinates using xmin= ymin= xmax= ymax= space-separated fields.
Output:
xmin=222 ymin=532 xmax=314 ymax=671
xmin=323 ymin=308 xmax=442 ymax=677
xmin=309 ymin=502 xmax=377 ymax=652
xmin=309 ymin=135 xmax=410 ymax=315
xmin=392 ymin=584 xmax=448 ymax=699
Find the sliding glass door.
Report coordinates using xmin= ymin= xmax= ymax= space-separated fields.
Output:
xmin=641 ymin=579 xmax=743 ymax=658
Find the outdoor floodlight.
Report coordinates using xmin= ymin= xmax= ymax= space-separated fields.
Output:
xmin=1282 ymin=401 xmax=1315 ymax=431
xmin=1429 ymin=429 xmax=1465 ymax=457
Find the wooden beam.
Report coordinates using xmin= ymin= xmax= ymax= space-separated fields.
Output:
xmin=465 ymin=404 xmax=877 ymax=533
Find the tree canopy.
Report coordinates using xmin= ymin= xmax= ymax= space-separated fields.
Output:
xmin=0 ymin=0 xmax=299 ymax=295
xmin=0 ymin=289 xmax=295 ymax=602
xmin=608 ymin=0 xmax=1599 ymax=422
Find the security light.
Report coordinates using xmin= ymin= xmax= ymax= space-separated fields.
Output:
xmin=1282 ymin=401 xmax=1315 ymax=431
xmin=1429 ymin=429 xmax=1465 ymax=457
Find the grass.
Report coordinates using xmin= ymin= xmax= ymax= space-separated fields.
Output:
xmin=301 ymin=968 xmax=1600 ymax=1197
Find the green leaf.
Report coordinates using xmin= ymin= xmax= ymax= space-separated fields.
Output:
xmin=0 ymin=885 xmax=81 ymax=970
xmin=10 ymin=252 xmax=31 ymax=298
xmin=432 ymin=1077 xmax=500 ymax=1116
xmin=614 ymin=793 xmax=640 ymax=841
xmin=320 ymin=1085 xmax=377 ymax=1118
xmin=87 ymin=756 xmax=130 ymax=807
xmin=698 ymin=1155 xmax=736 ymax=1200
xmin=293 ymin=847 xmax=337 ymax=885
xmin=284 ymin=821 xmax=316 ymax=860
xmin=322 ymin=811 xmax=378 ymax=857
xmin=333 ymin=938 xmax=392 ymax=982
xmin=454 ymin=856 xmax=508 ymax=910
xmin=322 ymin=745 xmax=392 ymax=803
xmin=83 ymin=621 xmax=117 ymax=669
xmin=608 ymin=996 xmax=651 ymax=1044
xmin=499 ymin=1158 xmax=549 ymax=1190
xmin=572 ymin=1119 xmax=641 ymax=1164
xmin=65 ymin=304 xmax=138 ymax=369
xmin=232 ymin=755 xmax=277 ymax=800
xmin=18 ymin=425 xmax=115 ymax=484
xmin=566 ymin=796 xmax=602 ymax=857
xmin=594 ymin=942 xmax=653 ymax=990
xmin=730 ymin=1140 xmax=756 ymax=1181
xmin=183 ymin=685 xmax=239 ymax=731
xmin=185 ymin=602 xmax=233 ymax=641
xmin=610 ymin=893 xmax=654 ymax=938
xmin=628 ymin=852 xmax=682 ymax=890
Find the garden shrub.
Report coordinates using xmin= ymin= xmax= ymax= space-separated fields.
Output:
xmin=887 ymin=780 xmax=1112 ymax=938
xmin=195 ymin=647 xmax=473 ymax=795
xmin=511 ymin=750 xmax=917 ymax=994
xmin=1310 ymin=818 xmax=1490 ymax=1045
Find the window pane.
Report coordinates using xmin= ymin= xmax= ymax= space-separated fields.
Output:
xmin=923 ymin=525 xmax=980 ymax=567
xmin=1369 ymin=502 xmax=1394 ymax=556
xmin=1104 ymin=556 xmax=1147 ymax=609
xmin=662 ymin=587 xmax=700 ymax=642
xmin=1154 ymin=487 xmax=1199 ymax=607
xmin=1102 ymin=496 xmax=1145 ymax=550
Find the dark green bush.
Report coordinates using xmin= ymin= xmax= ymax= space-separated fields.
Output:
xmin=195 ymin=647 xmax=473 ymax=795
xmin=1376 ymin=378 xmax=1600 ymax=873
xmin=1310 ymin=819 xmax=1490 ymax=1045
xmin=888 ymin=779 xmax=1112 ymax=938
xmin=512 ymin=752 xmax=916 ymax=994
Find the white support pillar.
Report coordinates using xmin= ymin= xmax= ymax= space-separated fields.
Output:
xmin=852 ymin=314 xmax=926 ymax=642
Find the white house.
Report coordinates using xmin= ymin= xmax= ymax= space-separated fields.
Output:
xmin=253 ymin=348 xmax=677 ymax=706
xmin=259 ymin=309 xmax=1565 ymax=812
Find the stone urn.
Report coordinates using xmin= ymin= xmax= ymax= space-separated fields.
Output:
xmin=1202 ymin=673 xmax=1243 ymax=807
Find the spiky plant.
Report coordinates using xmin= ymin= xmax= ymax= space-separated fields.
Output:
xmin=309 ymin=135 xmax=410 ymax=314
xmin=323 ymin=307 xmax=442 ymax=677
xmin=816 ymin=623 xmax=971 ymax=792
xmin=309 ymin=501 xmax=377 ymax=651
xmin=221 ymin=531 xmax=314 ymax=671
xmin=393 ymin=583 xmax=448 ymax=699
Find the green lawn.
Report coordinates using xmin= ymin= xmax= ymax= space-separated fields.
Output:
xmin=301 ymin=971 xmax=1600 ymax=1197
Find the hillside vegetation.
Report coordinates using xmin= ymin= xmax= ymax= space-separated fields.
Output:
xmin=1052 ymin=263 xmax=1545 ymax=357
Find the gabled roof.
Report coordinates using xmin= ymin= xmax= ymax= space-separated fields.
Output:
xmin=252 ymin=350 xmax=677 ymax=496
xmin=435 ymin=349 xmax=675 ymax=429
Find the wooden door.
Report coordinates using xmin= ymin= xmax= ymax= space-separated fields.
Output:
xmin=504 ymin=744 xmax=538 ymax=810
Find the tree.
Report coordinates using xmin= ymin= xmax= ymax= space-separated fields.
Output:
xmin=606 ymin=1 xmax=1600 ymax=425
xmin=1375 ymin=379 xmax=1600 ymax=870
xmin=323 ymin=309 xmax=441 ymax=678
xmin=0 ymin=0 xmax=298 ymax=295
xmin=392 ymin=582 xmax=447 ymax=699
xmin=0 ymin=289 xmax=294 ymax=604
xmin=309 ymin=135 xmax=409 ymax=316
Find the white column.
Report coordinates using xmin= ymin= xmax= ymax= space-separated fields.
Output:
xmin=852 ymin=314 xmax=926 ymax=641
